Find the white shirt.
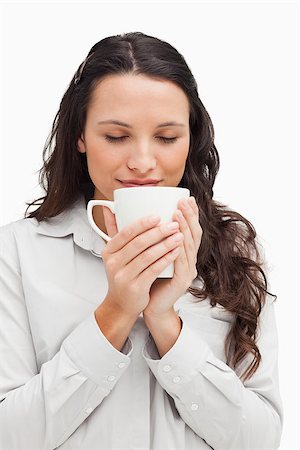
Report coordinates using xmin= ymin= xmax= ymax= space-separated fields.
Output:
xmin=0 ymin=192 xmax=283 ymax=450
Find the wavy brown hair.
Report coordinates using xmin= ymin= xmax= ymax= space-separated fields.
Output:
xmin=24 ymin=31 xmax=276 ymax=382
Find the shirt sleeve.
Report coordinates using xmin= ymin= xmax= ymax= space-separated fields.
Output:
xmin=142 ymin=296 xmax=283 ymax=450
xmin=0 ymin=224 xmax=133 ymax=450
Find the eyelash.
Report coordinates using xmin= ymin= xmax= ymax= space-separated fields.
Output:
xmin=104 ymin=135 xmax=178 ymax=144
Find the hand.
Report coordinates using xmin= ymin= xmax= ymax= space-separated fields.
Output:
xmin=100 ymin=206 xmax=185 ymax=317
xmin=143 ymin=196 xmax=202 ymax=318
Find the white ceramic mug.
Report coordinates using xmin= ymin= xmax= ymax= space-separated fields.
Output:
xmin=87 ymin=186 xmax=190 ymax=278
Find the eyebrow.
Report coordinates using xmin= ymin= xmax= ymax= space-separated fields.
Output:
xmin=96 ymin=120 xmax=186 ymax=128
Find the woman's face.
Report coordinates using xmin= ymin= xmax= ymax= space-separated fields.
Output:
xmin=77 ymin=73 xmax=190 ymax=202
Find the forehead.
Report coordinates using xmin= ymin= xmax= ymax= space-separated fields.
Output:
xmin=88 ymin=74 xmax=190 ymax=117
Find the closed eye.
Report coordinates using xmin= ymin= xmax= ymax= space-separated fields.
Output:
xmin=104 ymin=135 xmax=178 ymax=144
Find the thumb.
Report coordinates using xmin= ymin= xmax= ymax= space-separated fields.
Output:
xmin=102 ymin=206 xmax=118 ymax=238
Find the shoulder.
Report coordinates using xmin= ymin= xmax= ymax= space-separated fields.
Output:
xmin=0 ymin=217 xmax=39 ymax=239
xmin=0 ymin=217 xmax=39 ymax=259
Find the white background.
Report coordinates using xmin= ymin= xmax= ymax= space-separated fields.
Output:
xmin=0 ymin=1 xmax=299 ymax=449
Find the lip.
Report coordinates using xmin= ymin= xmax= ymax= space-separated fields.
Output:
xmin=118 ymin=179 xmax=161 ymax=187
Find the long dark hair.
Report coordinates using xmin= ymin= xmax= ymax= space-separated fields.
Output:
xmin=24 ymin=31 xmax=276 ymax=381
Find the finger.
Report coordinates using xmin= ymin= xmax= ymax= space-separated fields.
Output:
xmin=173 ymin=240 xmax=189 ymax=275
xmin=126 ymin=229 xmax=184 ymax=279
xmin=178 ymin=198 xmax=202 ymax=243
xmin=172 ymin=215 xmax=197 ymax=282
xmin=188 ymin=196 xmax=199 ymax=215
xmin=104 ymin=215 xmax=177 ymax=255
xmin=130 ymin=232 xmax=184 ymax=283
xmin=174 ymin=209 xmax=191 ymax=265
xmin=118 ymin=221 xmax=181 ymax=267
xmin=138 ymin=245 xmax=182 ymax=285
xmin=175 ymin=204 xmax=199 ymax=272
xmin=176 ymin=206 xmax=195 ymax=250
xmin=102 ymin=206 xmax=118 ymax=238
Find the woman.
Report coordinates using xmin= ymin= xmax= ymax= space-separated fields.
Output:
xmin=0 ymin=31 xmax=283 ymax=449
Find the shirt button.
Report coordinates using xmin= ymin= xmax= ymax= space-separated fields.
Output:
xmin=85 ymin=407 xmax=93 ymax=414
xmin=191 ymin=403 xmax=199 ymax=411
xmin=173 ymin=376 xmax=181 ymax=383
xmin=107 ymin=375 xmax=116 ymax=381
xmin=118 ymin=362 xmax=126 ymax=368
xmin=163 ymin=365 xmax=172 ymax=372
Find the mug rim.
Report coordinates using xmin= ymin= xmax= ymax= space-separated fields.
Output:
xmin=114 ymin=186 xmax=189 ymax=194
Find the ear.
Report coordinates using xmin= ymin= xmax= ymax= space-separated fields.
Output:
xmin=77 ymin=134 xmax=86 ymax=153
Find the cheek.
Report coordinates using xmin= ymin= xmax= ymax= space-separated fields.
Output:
xmin=87 ymin=156 xmax=110 ymax=179
xmin=85 ymin=138 xmax=110 ymax=166
xmin=85 ymin=146 xmax=122 ymax=182
xmin=162 ymin=145 xmax=189 ymax=171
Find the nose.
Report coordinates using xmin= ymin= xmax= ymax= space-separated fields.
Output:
xmin=126 ymin=141 xmax=157 ymax=172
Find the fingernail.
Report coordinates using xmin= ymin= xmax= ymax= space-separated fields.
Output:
xmin=166 ymin=222 xmax=179 ymax=230
xmin=176 ymin=210 xmax=184 ymax=220
xmin=172 ymin=232 xmax=183 ymax=242
xmin=188 ymin=197 xmax=195 ymax=206
xmin=181 ymin=199 xmax=189 ymax=209
xmin=149 ymin=215 xmax=160 ymax=223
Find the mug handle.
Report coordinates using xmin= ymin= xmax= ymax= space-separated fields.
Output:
xmin=87 ymin=200 xmax=115 ymax=241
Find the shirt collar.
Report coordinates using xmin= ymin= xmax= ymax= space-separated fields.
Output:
xmin=33 ymin=192 xmax=106 ymax=258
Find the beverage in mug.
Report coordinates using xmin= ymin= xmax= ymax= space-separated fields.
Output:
xmin=87 ymin=186 xmax=190 ymax=278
